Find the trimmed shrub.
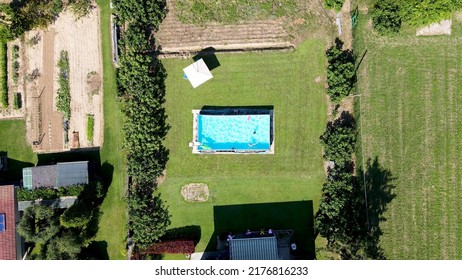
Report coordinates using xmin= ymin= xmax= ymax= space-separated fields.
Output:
xmin=145 ymin=240 xmax=195 ymax=255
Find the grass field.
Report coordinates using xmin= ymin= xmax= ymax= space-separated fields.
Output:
xmin=160 ymin=40 xmax=327 ymax=258
xmin=355 ymin=15 xmax=462 ymax=259
xmin=93 ymin=0 xmax=127 ymax=260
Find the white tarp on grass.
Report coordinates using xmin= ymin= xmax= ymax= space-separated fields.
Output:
xmin=183 ymin=58 xmax=213 ymax=88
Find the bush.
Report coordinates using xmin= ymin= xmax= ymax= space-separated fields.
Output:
xmin=324 ymin=0 xmax=345 ymax=12
xmin=372 ymin=1 xmax=402 ymax=35
xmin=87 ymin=114 xmax=94 ymax=143
xmin=144 ymin=240 xmax=195 ymax=255
xmin=68 ymin=0 xmax=93 ymax=20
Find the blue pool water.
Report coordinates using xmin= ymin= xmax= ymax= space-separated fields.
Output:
xmin=197 ymin=114 xmax=271 ymax=151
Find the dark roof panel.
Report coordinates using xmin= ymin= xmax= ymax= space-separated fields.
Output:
xmin=229 ymin=236 xmax=278 ymax=260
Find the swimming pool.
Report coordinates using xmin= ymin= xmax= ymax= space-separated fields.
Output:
xmin=197 ymin=114 xmax=271 ymax=152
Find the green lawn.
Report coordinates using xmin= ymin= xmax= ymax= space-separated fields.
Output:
xmin=0 ymin=120 xmax=36 ymax=180
xmin=93 ymin=0 xmax=127 ymax=260
xmin=159 ymin=40 xmax=327 ymax=257
xmin=355 ymin=14 xmax=462 ymax=259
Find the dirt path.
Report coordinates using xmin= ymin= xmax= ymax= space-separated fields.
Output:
xmin=31 ymin=30 xmax=64 ymax=151
xmin=155 ymin=0 xmax=293 ymax=54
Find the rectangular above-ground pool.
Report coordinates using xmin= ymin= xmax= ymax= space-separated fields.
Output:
xmin=192 ymin=110 xmax=273 ymax=154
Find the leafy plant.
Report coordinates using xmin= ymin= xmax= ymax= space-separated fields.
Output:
xmin=87 ymin=114 xmax=94 ymax=143
xmin=56 ymin=50 xmax=71 ymax=119
xmin=68 ymin=0 xmax=93 ymax=20
xmin=13 ymin=92 xmax=21 ymax=109
xmin=324 ymin=0 xmax=345 ymax=12
xmin=0 ymin=42 xmax=7 ymax=108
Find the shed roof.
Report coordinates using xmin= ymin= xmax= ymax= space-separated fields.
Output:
xmin=22 ymin=161 xmax=89 ymax=189
xmin=0 ymin=185 xmax=17 ymax=260
xmin=183 ymin=58 xmax=213 ymax=88
xmin=56 ymin=161 xmax=89 ymax=187
xmin=229 ymin=236 xmax=279 ymax=260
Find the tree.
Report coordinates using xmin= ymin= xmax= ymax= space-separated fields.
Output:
xmin=127 ymin=187 xmax=171 ymax=249
xmin=17 ymin=204 xmax=60 ymax=244
xmin=326 ymin=39 xmax=355 ymax=103
xmin=320 ymin=111 xmax=356 ymax=166
xmin=45 ymin=231 xmax=82 ymax=260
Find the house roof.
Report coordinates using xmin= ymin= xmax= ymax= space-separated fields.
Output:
xmin=22 ymin=161 xmax=89 ymax=189
xmin=229 ymin=236 xmax=279 ymax=260
xmin=183 ymin=58 xmax=213 ymax=88
xmin=0 ymin=185 xmax=17 ymax=260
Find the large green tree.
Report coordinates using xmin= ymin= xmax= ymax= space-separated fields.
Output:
xmin=17 ymin=204 xmax=60 ymax=244
xmin=326 ymin=39 xmax=355 ymax=103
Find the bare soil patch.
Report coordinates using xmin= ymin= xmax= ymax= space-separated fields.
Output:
xmin=19 ymin=8 xmax=103 ymax=153
xmin=416 ymin=20 xmax=452 ymax=36
xmin=181 ymin=183 xmax=209 ymax=202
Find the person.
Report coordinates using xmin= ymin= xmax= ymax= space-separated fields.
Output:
xmin=246 ymin=229 xmax=251 ymax=235
xmin=268 ymin=228 xmax=273 ymax=235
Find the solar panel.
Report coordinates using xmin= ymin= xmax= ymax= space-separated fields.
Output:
xmin=0 ymin=213 xmax=5 ymax=232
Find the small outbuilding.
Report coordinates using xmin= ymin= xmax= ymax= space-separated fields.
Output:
xmin=183 ymin=58 xmax=213 ymax=88
xmin=22 ymin=161 xmax=89 ymax=190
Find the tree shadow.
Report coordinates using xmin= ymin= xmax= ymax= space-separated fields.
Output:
xmin=193 ymin=47 xmax=221 ymax=71
xmin=356 ymin=157 xmax=396 ymax=259
xmin=80 ymin=241 xmax=109 ymax=260
xmin=205 ymin=201 xmax=315 ymax=260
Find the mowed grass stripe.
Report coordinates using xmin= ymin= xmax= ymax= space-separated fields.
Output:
xmin=356 ymin=17 xmax=462 ymax=259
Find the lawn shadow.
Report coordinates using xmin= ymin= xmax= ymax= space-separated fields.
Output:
xmin=357 ymin=156 xmax=396 ymax=259
xmin=193 ymin=47 xmax=221 ymax=71
xmin=161 ymin=225 xmax=202 ymax=245
xmin=0 ymin=151 xmax=34 ymax=184
xmin=205 ymin=201 xmax=315 ymax=260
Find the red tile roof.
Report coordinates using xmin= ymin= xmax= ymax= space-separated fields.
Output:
xmin=0 ymin=185 xmax=16 ymax=260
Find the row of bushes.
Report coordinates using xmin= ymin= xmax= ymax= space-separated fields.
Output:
xmin=56 ymin=50 xmax=71 ymax=119
xmin=113 ymin=0 xmax=172 ymax=253
xmin=315 ymin=38 xmax=367 ymax=259
xmin=371 ymin=0 xmax=462 ymax=35
xmin=17 ymin=184 xmax=85 ymax=201
xmin=1 ymin=42 xmax=7 ymax=108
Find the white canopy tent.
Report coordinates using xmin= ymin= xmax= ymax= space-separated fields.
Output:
xmin=183 ymin=58 xmax=213 ymax=88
